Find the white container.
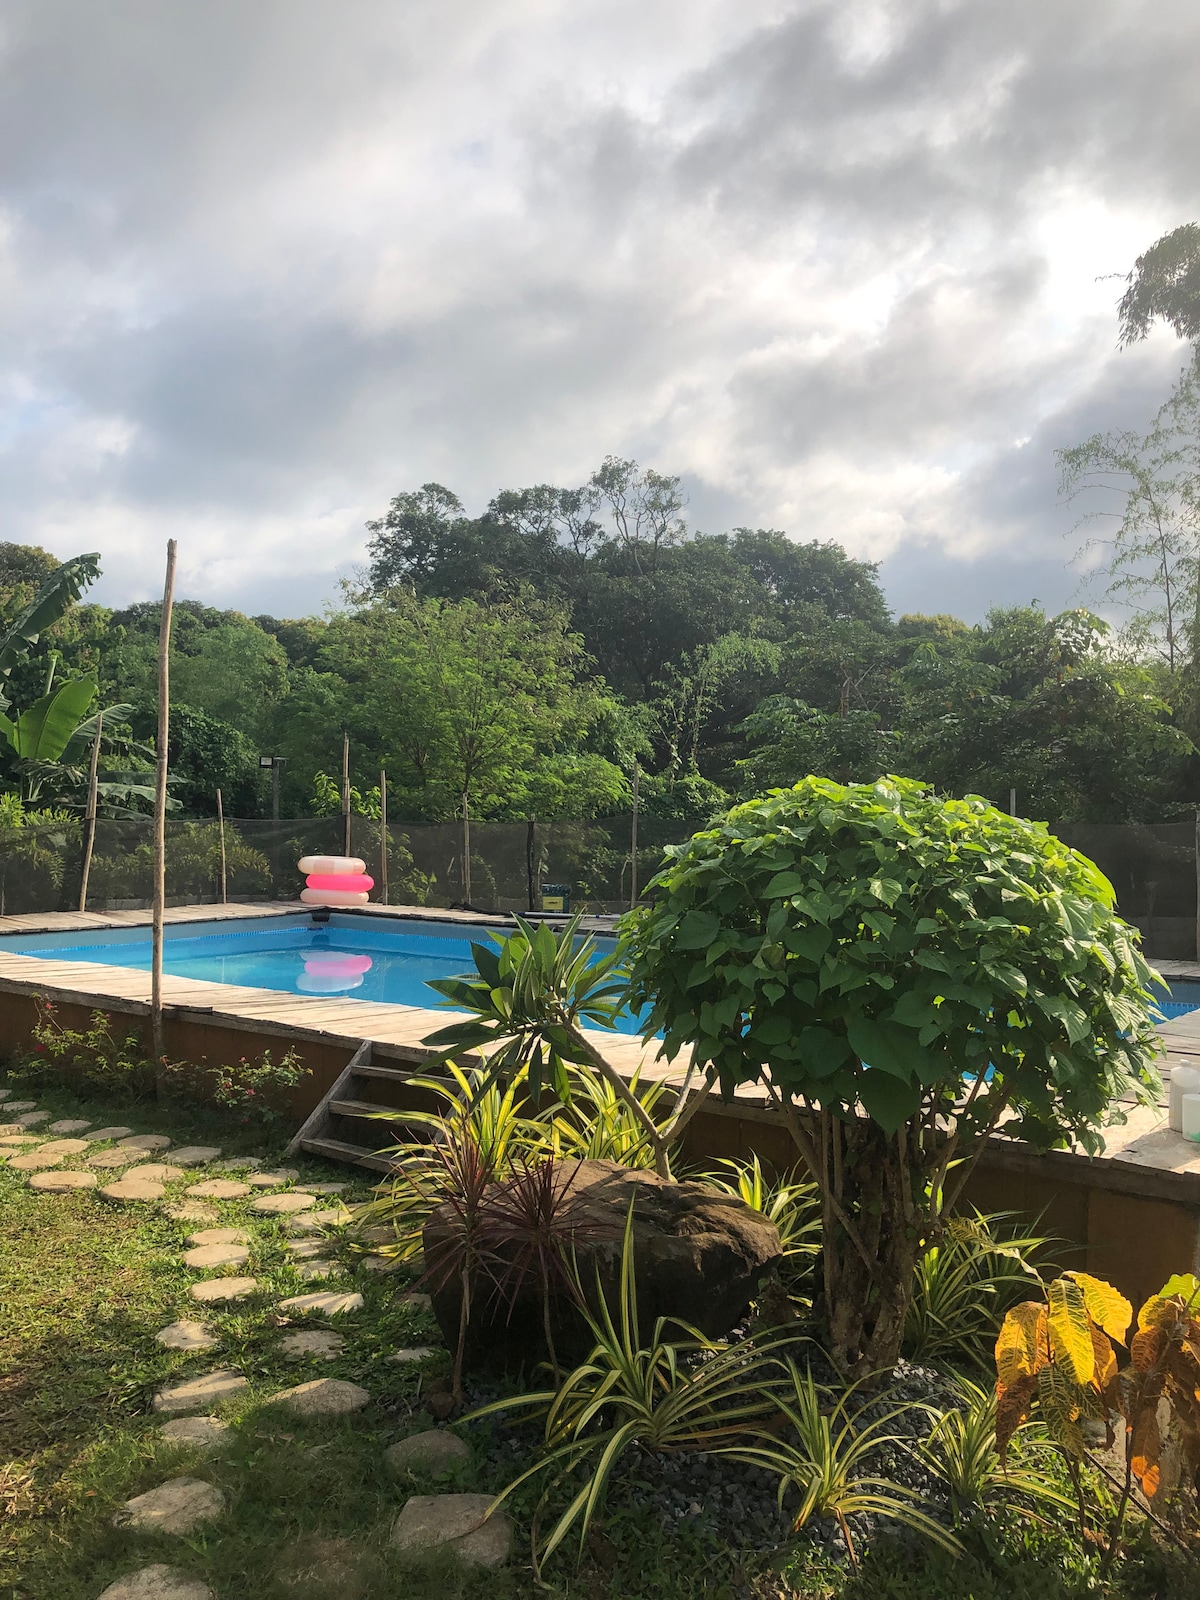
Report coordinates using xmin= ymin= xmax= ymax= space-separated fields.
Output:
xmin=1182 ymin=1093 xmax=1200 ymax=1142
xmin=1169 ymin=1060 xmax=1200 ymax=1131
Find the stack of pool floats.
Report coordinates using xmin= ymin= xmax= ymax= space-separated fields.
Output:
xmin=298 ymin=854 xmax=374 ymax=907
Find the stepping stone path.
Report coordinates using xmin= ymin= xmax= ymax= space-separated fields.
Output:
xmin=213 ymin=1156 xmax=263 ymax=1171
xmin=154 ymin=1370 xmax=248 ymax=1412
xmin=0 ymin=1088 xmax=10 ymax=1099
xmin=166 ymin=1201 xmax=220 ymax=1223
xmin=168 ymin=1146 xmax=223 ymax=1166
xmin=5 ymin=1101 xmax=37 ymax=1112
xmin=390 ymin=1494 xmax=512 ymax=1569
xmin=186 ymin=1178 xmax=250 ymax=1199
xmin=125 ymin=1163 xmax=185 ymax=1182
xmin=29 ymin=1169 xmax=97 ymax=1192
xmin=89 ymin=1125 xmax=135 ymax=1140
xmin=190 ymin=1275 xmax=256 ymax=1304
xmin=87 ymin=1148 xmax=139 ymax=1168
xmin=360 ymin=1255 xmax=403 ymax=1273
xmin=277 ymin=1537 xmax=365 ymax=1599
xmin=278 ymin=1290 xmax=363 ymax=1316
xmin=100 ymin=1177 xmax=166 ymax=1203
xmin=98 ymin=1565 xmax=215 ymax=1600
xmin=116 ymin=1476 xmax=224 ymax=1534
xmin=304 ymin=1182 xmax=348 ymax=1195
xmin=156 ymin=1319 xmax=218 ymax=1352
xmin=248 ymin=1168 xmax=299 ymax=1187
xmin=388 ymin=1347 xmax=436 ymax=1363
xmin=285 ymin=1239 xmax=327 ymax=1259
xmin=8 ymin=1150 xmax=67 ymax=1171
xmin=47 ymin=1117 xmax=91 ymax=1133
xmin=251 ymin=1191 xmax=315 ymax=1215
xmin=119 ymin=1134 xmax=172 ymax=1151
xmin=158 ymin=1416 xmax=231 ymax=1453
xmin=16 ymin=1110 xmax=49 ymax=1126
xmin=40 ymin=1137 xmax=92 ymax=1155
xmin=386 ymin=1430 xmax=471 ymax=1476
xmin=400 ymin=1292 xmax=433 ymax=1313
xmin=186 ymin=1227 xmax=247 ymax=1246
xmin=184 ymin=1242 xmax=250 ymax=1270
xmin=269 ymin=1378 xmax=370 ymax=1417
xmin=294 ymin=1260 xmax=337 ymax=1281
xmin=278 ymin=1330 xmax=344 ymax=1360
xmin=284 ymin=1207 xmax=350 ymax=1232
xmin=0 ymin=1124 xmax=23 ymax=1137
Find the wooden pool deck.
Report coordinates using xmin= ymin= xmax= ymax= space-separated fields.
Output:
xmin=4 ymin=902 xmax=1200 ymax=1275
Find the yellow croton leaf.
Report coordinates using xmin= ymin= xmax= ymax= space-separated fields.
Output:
xmin=1066 ymin=1271 xmax=1132 ymax=1345
xmin=1049 ymin=1277 xmax=1096 ymax=1386
xmin=996 ymin=1300 xmax=1047 ymax=1389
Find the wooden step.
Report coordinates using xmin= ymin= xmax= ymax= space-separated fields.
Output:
xmin=356 ymin=1062 xmax=421 ymax=1084
xmin=298 ymin=1135 xmax=398 ymax=1173
xmin=329 ymin=1096 xmax=415 ymax=1123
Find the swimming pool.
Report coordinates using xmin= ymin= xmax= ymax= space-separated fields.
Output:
xmin=0 ymin=912 xmax=646 ymax=1037
xmin=1155 ymin=978 xmax=1200 ymax=1020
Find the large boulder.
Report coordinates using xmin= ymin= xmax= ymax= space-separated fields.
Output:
xmin=423 ymin=1158 xmax=781 ymax=1368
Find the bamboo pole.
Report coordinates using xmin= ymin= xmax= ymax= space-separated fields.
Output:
xmin=629 ymin=761 xmax=640 ymax=909
xmin=216 ymin=787 xmax=227 ymax=904
xmin=379 ymin=767 xmax=388 ymax=905
xmin=151 ymin=540 xmax=178 ymax=1064
xmin=78 ymin=710 xmax=103 ymax=912
xmin=461 ymin=791 xmax=472 ymax=905
xmin=341 ymin=732 xmax=351 ymax=859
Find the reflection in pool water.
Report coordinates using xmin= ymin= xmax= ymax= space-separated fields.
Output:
xmin=296 ymin=949 xmax=374 ymax=994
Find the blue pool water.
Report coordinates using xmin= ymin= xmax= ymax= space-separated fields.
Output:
xmin=1155 ymin=978 xmax=1200 ymax=1020
xmin=1 ymin=912 xmax=646 ymax=1036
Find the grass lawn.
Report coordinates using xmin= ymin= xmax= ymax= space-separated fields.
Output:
xmin=3 ymin=1079 xmax=1199 ymax=1600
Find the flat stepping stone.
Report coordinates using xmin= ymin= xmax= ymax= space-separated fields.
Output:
xmin=8 ymin=1150 xmax=65 ymax=1171
xmin=269 ymin=1378 xmax=369 ymax=1417
xmin=153 ymin=1370 xmax=248 ymax=1412
xmin=15 ymin=1111 xmax=49 ymax=1127
xmin=87 ymin=1148 xmax=138 ymax=1168
xmin=156 ymin=1319 xmax=218 ymax=1352
xmin=278 ymin=1330 xmax=344 ymax=1360
xmin=38 ymin=1137 xmax=91 ymax=1156
xmin=284 ymin=1207 xmax=351 ymax=1233
xmin=213 ymin=1155 xmax=263 ymax=1171
xmin=400 ymin=1292 xmax=433 ymax=1313
xmin=100 ymin=1177 xmax=165 ymax=1203
xmin=0 ymin=1123 xmax=23 ymax=1137
xmin=29 ymin=1169 xmax=97 ymax=1192
xmin=190 ymin=1276 xmax=256 ymax=1304
xmin=165 ymin=1201 xmax=220 ymax=1224
xmin=285 ymin=1240 xmax=327 ymax=1259
xmin=248 ymin=1168 xmax=299 ymax=1187
xmin=294 ymin=1260 xmax=337 ymax=1281
xmin=158 ymin=1416 xmax=231 ymax=1454
xmin=124 ymin=1163 xmax=185 ymax=1182
xmin=98 ymin=1565 xmax=215 ymax=1600
xmin=88 ymin=1124 xmax=135 ymax=1140
xmin=186 ymin=1178 xmax=250 ymax=1199
xmin=386 ymin=1430 xmax=471 ymax=1476
xmin=360 ymin=1255 xmax=404 ymax=1273
xmin=115 ymin=1476 xmax=224 ymax=1534
xmin=168 ymin=1146 xmax=223 ymax=1167
xmin=118 ymin=1134 xmax=172 ymax=1151
xmin=5 ymin=1100 xmax=37 ymax=1111
xmin=388 ymin=1347 xmax=437 ymax=1363
xmin=251 ymin=1191 xmax=315 ymax=1215
xmin=47 ymin=1118 xmax=92 ymax=1134
xmin=278 ymin=1290 xmax=363 ymax=1316
xmin=186 ymin=1227 xmax=248 ymax=1246
xmin=304 ymin=1182 xmax=349 ymax=1195
xmin=0 ymin=1088 xmax=10 ymax=1100
xmin=390 ymin=1493 xmax=511 ymax=1569
xmin=184 ymin=1243 xmax=250 ymax=1271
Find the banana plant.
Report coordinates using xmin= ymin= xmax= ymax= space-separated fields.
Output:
xmin=0 ymin=676 xmax=98 ymax=763
xmin=0 ymin=553 xmax=101 ymax=709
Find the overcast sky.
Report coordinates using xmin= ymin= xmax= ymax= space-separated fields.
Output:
xmin=1 ymin=0 xmax=1196 ymax=623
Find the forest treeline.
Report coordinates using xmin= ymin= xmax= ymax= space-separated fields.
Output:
xmin=2 ymin=222 xmax=1198 ymax=830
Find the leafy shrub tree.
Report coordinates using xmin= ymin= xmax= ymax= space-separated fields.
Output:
xmin=626 ymin=776 xmax=1161 ymax=1375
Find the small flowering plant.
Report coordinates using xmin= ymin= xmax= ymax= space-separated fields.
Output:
xmin=163 ymin=1048 xmax=308 ymax=1133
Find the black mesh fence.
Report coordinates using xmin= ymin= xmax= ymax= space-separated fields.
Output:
xmin=2 ymin=811 xmax=1197 ymax=957
xmin=0 ymin=813 xmax=696 ymax=919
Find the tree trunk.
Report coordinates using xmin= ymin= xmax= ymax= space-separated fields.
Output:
xmin=815 ymin=1115 xmax=923 ymax=1376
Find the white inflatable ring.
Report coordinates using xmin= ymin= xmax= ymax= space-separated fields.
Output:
xmin=300 ymin=887 xmax=370 ymax=907
xmin=298 ymin=855 xmax=366 ymax=875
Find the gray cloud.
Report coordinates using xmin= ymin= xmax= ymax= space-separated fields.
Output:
xmin=0 ymin=0 xmax=1196 ymax=621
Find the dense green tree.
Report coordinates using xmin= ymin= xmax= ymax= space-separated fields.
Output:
xmin=1117 ymin=222 xmax=1200 ymax=358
